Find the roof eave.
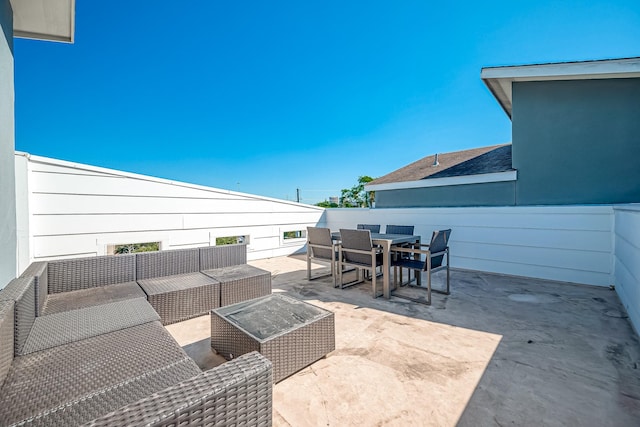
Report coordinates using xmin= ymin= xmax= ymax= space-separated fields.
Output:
xmin=11 ymin=0 xmax=76 ymax=43
xmin=366 ymin=170 xmax=517 ymax=192
xmin=481 ymin=57 xmax=640 ymax=118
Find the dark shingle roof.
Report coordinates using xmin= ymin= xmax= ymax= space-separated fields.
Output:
xmin=369 ymin=144 xmax=513 ymax=185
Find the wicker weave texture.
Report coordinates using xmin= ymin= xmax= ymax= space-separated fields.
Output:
xmin=139 ymin=274 xmax=221 ymax=325
xmin=0 ymin=301 xmax=14 ymax=389
xmin=199 ymin=243 xmax=247 ymax=270
xmin=43 ymin=281 xmax=146 ymax=315
xmin=136 ymin=248 xmax=200 ymax=280
xmin=0 ymin=321 xmax=200 ymax=426
xmin=203 ymin=264 xmax=272 ymax=307
xmin=48 ymin=254 xmax=136 ymax=293
xmin=264 ymin=314 xmax=334 ymax=382
xmin=211 ymin=312 xmax=261 ymax=358
xmin=22 ymin=298 xmax=160 ymax=355
xmin=0 ymin=277 xmax=37 ymax=356
xmin=85 ymin=352 xmax=273 ymax=427
xmin=211 ymin=299 xmax=335 ymax=383
xmin=19 ymin=262 xmax=48 ymax=317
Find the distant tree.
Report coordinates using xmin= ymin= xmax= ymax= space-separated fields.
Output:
xmin=114 ymin=242 xmax=159 ymax=254
xmin=315 ymin=200 xmax=338 ymax=208
xmin=340 ymin=176 xmax=375 ymax=208
xmin=216 ymin=236 xmax=244 ymax=245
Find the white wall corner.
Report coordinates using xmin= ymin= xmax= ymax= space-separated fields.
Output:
xmin=15 ymin=153 xmax=30 ymax=275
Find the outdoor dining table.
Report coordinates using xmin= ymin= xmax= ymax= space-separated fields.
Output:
xmin=332 ymin=231 xmax=421 ymax=299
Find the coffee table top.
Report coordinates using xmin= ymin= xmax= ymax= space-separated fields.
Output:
xmin=214 ymin=294 xmax=330 ymax=340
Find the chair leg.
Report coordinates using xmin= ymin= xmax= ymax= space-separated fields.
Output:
xmin=445 ymin=250 xmax=450 ymax=295
xmin=371 ymin=268 xmax=383 ymax=298
xmin=307 ymin=250 xmax=311 ymax=281
xmin=445 ymin=265 xmax=450 ymax=295
xmin=371 ymin=268 xmax=376 ymax=298
xmin=393 ymin=265 xmax=398 ymax=291
xmin=427 ymin=269 xmax=432 ymax=305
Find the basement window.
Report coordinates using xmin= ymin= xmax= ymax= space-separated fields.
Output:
xmin=215 ymin=235 xmax=248 ymax=246
xmin=283 ymin=230 xmax=306 ymax=240
xmin=281 ymin=229 xmax=307 ymax=246
xmin=110 ymin=242 xmax=160 ymax=254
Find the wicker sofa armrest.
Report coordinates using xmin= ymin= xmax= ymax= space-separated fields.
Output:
xmin=83 ymin=351 xmax=273 ymax=427
xmin=19 ymin=261 xmax=48 ymax=316
xmin=0 ymin=276 xmax=36 ymax=355
xmin=0 ymin=300 xmax=14 ymax=388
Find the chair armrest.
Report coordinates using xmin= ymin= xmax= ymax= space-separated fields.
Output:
xmin=391 ymin=246 xmax=431 ymax=255
xmin=84 ymin=352 xmax=273 ymax=427
xmin=392 ymin=246 xmax=448 ymax=256
xmin=340 ymin=247 xmax=383 ymax=256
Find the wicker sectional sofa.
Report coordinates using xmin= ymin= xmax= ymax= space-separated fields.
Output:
xmin=0 ymin=244 xmax=274 ymax=426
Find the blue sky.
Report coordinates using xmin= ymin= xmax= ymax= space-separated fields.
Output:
xmin=14 ymin=1 xmax=640 ymax=204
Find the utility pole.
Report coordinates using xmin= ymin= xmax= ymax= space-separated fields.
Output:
xmin=296 ymin=188 xmax=300 ymax=203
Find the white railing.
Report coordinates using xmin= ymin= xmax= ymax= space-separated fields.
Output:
xmin=13 ymin=152 xmax=639 ymax=334
xmin=325 ymin=205 xmax=640 ymax=334
xmin=325 ymin=206 xmax=614 ymax=287
xmin=15 ymin=153 xmax=325 ymax=271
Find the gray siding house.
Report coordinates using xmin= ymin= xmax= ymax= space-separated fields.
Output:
xmin=367 ymin=57 xmax=640 ymax=208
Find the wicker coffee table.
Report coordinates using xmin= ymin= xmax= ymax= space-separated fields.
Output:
xmin=211 ymin=294 xmax=335 ymax=383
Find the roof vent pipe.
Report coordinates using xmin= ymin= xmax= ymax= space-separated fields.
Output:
xmin=433 ymin=153 xmax=439 ymax=167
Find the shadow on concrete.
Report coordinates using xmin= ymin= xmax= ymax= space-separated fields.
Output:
xmin=259 ymin=254 xmax=640 ymax=425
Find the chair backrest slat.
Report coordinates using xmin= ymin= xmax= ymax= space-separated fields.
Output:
xmin=307 ymin=227 xmax=333 ymax=260
xmin=385 ymin=225 xmax=414 ymax=235
xmin=356 ymin=224 xmax=380 ymax=233
xmin=425 ymin=229 xmax=451 ymax=269
xmin=340 ymin=229 xmax=374 ymax=265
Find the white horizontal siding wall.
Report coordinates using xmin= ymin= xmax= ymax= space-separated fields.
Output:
xmin=613 ymin=205 xmax=640 ymax=335
xmin=16 ymin=153 xmax=325 ymax=272
xmin=325 ymin=206 xmax=615 ymax=287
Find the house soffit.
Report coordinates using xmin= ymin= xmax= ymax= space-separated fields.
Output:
xmin=11 ymin=0 xmax=75 ymax=43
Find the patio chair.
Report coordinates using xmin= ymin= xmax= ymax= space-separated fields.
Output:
xmin=391 ymin=229 xmax=451 ymax=305
xmin=338 ymin=229 xmax=384 ymax=297
xmin=385 ymin=225 xmax=414 ymax=235
xmin=385 ymin=225 xmax=415 ymax=285
xmin=306 ymin=226 xmax=339 ymax=287
xmin=356 ymin=224 xmax=381 ymax=233
xmin=356 ymin=224 xmax=381 ymax=279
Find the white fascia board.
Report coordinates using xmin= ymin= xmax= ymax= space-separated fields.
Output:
xmin=481 ymin=57 xmax=640 ymax=80
xmin=11 ymin=0 xmax=76 ymax=43
xmin=365 ymin=170 xmax=517 ymax=192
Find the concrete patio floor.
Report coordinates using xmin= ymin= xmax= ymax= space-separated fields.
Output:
xmin=166 ymin=255 xmax=640 ymax=426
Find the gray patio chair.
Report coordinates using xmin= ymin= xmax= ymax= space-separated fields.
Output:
xmin=391 ymin=229 xmax=451 ymax=305
xmin=338 ymin=229 xmax=384 ymax=297
xmin=385 ymin=225 xmax=414 ymax=235
xmin=385 ymin=225 xmax=415 ymax=285
xmin=357 ymin=224 xmax=380 ymax=233
xmin=306 ymin=226 xmax=339 ymax=287
xmin=356 ymin=224 xmax=381 ymax=279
